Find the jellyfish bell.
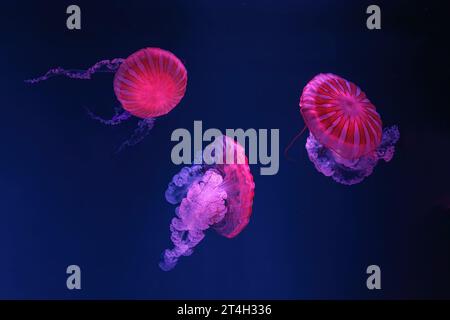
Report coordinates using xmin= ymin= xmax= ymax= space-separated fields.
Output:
xmin=291 ymin=73 xmax=399 ymax=185
xmin=212 ymin=136 xmax=254 ymax=238
xmin=25 ymin=47 xmax=187 ymax=151
xmin=300 ymin=73 xmax=383 ymax=160
xmin=113 ymin=48 xmax=187 ymax=119
xmin=160 ymin=135 xmax=255 ymax=271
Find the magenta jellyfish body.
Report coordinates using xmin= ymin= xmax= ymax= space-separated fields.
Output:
xmin=26 ymin=48 xmax=187 ymax=151
xmin=299 ymin=73 xmax=399 ymax=185
xmin=160 ymin=135 xmax=255 ymax=271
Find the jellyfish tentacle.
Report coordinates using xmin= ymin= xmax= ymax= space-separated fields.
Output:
xmin=86 ymin=106 xmax=132 ymax=126
xmin=284 ymin=125 xmax=307 ymax=161
xmin=115 ymin=118 xmax=156 ymax=153
xmin=25 ymin=58 xmax=125 ymax=84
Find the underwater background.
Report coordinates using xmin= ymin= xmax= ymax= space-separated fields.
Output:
xmin=0 ymin=0 xmax=449 ymax=299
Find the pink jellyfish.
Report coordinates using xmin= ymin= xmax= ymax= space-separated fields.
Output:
xmin=160 ymin=135 xmax=255 ymax=271
xmin=26 ymin=48 xmax=187 ymax=151
xmin=287 ymin=73 xmax=399 ymax=185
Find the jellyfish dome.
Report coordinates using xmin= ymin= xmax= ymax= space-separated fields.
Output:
xmin=26 ymin=47 xmax=187 ymax=151
xmin=160 ymin=135 xmax=255 ymax=271
xmin=300 ymin=73 xmax=399 ymax=185
xmin=113 ymin=48 xmax=187 ymax=119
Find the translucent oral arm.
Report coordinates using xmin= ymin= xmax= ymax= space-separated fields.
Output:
xmin=165 ymin=165 xmax=205 ymax=205
xmin=305 ymin=125 xmax=400 ymax=185
xmin=159 ymin=170 xmax=228 ymax=271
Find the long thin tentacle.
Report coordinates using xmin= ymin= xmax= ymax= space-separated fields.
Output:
xmin=86 ymin=106 xmax=132 ymax=126
xmin=25 ymin=58 xmax=125 ymax=84
xmin=116 ymin=118 xmax=156 ymax=153
xmin=284 ymin=125 xmax=307 ymax=161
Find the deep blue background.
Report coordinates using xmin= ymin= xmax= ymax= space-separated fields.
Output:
xmin=0 ymin=0 xmax=449 ymax=299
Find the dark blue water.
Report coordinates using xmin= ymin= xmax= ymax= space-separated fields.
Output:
xmin=1 ymin=0 xmax=449 ymax=299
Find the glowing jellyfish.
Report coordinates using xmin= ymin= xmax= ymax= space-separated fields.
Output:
xmin=290 ymin=73 xmax=399 ymax=185
xmin=26 ymin=48 xmax=187 ymax=151
xmin=160 ymin=135 xmax=255 ymax=271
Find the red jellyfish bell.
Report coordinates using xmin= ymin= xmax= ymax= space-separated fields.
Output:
xmin=113 ymin=48 xmax=187 ymax=119
xmin=288 ymin=73 xmax=400 ymax=185
xmin=300 ymin=73 xmax=382 ymax=160
xmin=213 ymin=136 xmax=255 ymax=238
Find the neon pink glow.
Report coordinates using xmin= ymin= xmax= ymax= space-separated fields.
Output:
xmin=113 ymin=48 xmax=187 ymax=119
xmin=300 ymin=73 xmax=383 ymax=160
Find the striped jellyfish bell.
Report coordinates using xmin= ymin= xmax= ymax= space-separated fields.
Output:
xmin=300 ymin=73 xmax=382 ymax=160
xmin=113 ymin=47 xmax=187 ymax=119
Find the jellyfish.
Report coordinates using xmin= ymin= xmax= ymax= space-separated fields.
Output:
xmin=287 ymin=73 xmax=399 ymax=185
xmin=160 ymin=135 xmax=255 ymax=271
xmin=26 ymin=47 xmax=187 ymax=151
